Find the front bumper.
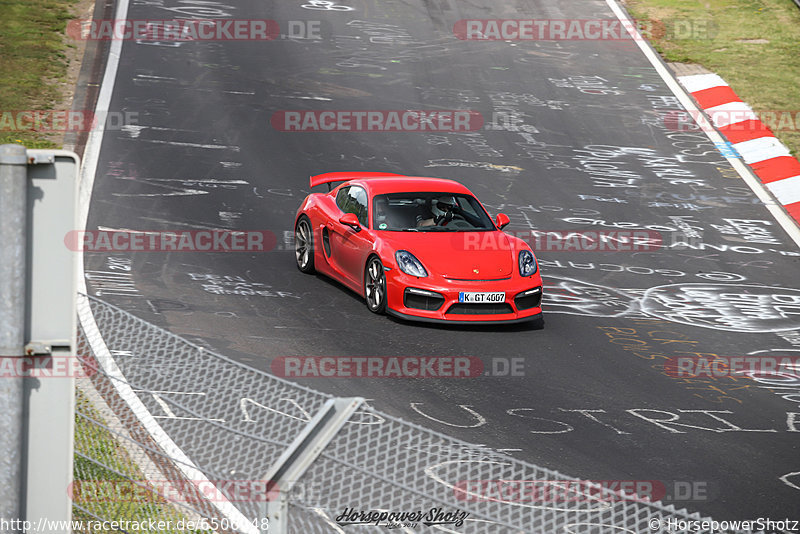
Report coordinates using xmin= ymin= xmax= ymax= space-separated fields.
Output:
xmin=387 ymin=308 xmax=542 ymax=325
xmin=384 ymin=270 xmax=543 ymax=324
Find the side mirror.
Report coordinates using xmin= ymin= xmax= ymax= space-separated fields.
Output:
xmin=496 ymin=213 xmax=510 ymax=230
xmin=339 ymin=213 xmax=362 ymax=231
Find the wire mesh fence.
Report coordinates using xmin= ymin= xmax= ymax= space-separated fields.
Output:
xmin=72 ymin=387 xmax=213 ymax=533
xmin=74 ymin=294 xmax=752 ymax=533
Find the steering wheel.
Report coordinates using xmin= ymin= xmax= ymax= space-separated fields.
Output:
xmin=434 ymin=210 xmax=454 ymax=226
xmin=434 ymin=200 xmax=462 ymax=226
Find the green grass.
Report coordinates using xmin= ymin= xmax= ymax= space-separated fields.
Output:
xmin=627 ymin=0 xmax=800 ymax=156
xmin=74 ymin=390 xmax=213 ymax=533
xmin=0 ymin=0 xmax=78 ymax=148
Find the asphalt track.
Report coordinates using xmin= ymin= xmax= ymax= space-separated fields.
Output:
xmin=83 ymin=0 xmax=800 ymax=525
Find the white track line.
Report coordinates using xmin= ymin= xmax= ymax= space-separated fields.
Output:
xmin=604 ymin=0 xmax=800 ymax=249
xmin=76 ymin=0 xmax=256 ymax=530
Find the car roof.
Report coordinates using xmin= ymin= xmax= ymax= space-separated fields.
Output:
xmin=345 ymin=176 xmax=474 ymax=196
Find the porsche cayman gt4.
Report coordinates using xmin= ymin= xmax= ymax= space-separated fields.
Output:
xmin=294 ymin=172 xmax=543 ymax=325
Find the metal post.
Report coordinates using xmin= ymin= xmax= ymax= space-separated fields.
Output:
xmin=0 ymin=144 xmax=29 ymax=532
xmin=23 ymin=149 xmax=79 ymax=532
xmin=260 ymin=397 xmax=364 ymax=534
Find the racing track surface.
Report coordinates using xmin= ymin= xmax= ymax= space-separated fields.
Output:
xmin=83 ymin=0 xmax=800 ymax=524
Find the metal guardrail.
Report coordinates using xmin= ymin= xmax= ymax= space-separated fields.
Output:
xmin=75 ymin=294 xmax=753 ymax=533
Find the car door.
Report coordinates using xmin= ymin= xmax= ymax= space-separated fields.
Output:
xmin=328 ymin=185 xmax=374 ymax=288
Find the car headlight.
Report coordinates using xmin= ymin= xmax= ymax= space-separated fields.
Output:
xmin=395 ymin=250 xmax=428 ymax=277
xmin=519 ymin=249 xmax=537 ymax=277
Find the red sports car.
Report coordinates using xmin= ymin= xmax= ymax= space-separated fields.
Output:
xmin=294 ymin=172 xmax=543 ymax=326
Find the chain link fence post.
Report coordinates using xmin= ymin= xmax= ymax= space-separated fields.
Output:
xmin=0 ymin=144 xmax=29 ymax=531
xmin=260 ymin=397 xmax=364 ymax=534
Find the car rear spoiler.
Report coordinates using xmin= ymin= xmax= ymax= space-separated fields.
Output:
xmin=310 ymin=172 xmax=406 ymax=191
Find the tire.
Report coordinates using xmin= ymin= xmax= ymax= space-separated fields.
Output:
xmin=364 ymin=256 xmax=387 ymax=314
xmin=295 ymin=216 xmax=315 ymax=274
xmin=530 ymin=315 xmax=545 ymax=330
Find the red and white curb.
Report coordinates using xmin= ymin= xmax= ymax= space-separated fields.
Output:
xmin=678 ymin=73 xmax=800 ymax=223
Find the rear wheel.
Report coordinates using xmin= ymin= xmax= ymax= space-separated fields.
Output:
xmin=364 ymin=256 xmax=387 ymax=314
xmin=295 ymin=216 xmax=315 ymax=273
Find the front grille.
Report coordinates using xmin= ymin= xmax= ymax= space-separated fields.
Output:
xmin=404 ymin=290 xmax=444 ymax=311
xmin=446 ymin=303 xmax=514 ymax=315
xmin=515 ymin=288 xmax=542 ymax=310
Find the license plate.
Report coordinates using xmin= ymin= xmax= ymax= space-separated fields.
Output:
xmin=458 ymin=292 xmax=505 ymax=303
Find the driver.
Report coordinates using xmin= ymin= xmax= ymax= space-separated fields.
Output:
xmin=415 ymin=196 xmax=460 ymax=227
xmin=432 ymin=196 xmax=459 ymax=226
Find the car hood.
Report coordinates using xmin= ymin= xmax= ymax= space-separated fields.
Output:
xmin=381 ymin=231 xmax=515 ymax=279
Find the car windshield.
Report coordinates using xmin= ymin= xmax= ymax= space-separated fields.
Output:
xmin=372 ymin=192 xmax=495 ymax=232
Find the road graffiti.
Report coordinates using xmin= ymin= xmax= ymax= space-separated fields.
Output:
xmin=539 ymin=263 xmax=745 ymax=280
xmin=187 ymin=272 xmax=301 ymax=298
xmin=539 ymin=277 xmax=800 ymax=333
xmin=132 ymin=0 xmax=236 ymax=18
xmin=425 ymin=159 xmax=523 ymax=174
xmin=572 ymin=145 xmax=703 ymax=188
xmin=85 ymin=258 xmax=142 ymax=298
xmin=549 ymin=76 xmax=623 ymax=96
xmin=738 ymin=349 xmax=800 ymax=409
xmin=711 ymin=219 xmax=781 ymax=245
xmin=406 ymin=402 xmax=798 ymax=436
xmin=641 ymin=284 xmax=800 ymax=333
xmin=542 ymin=276 xmax=635 ymax=318
xmin=302 ymin=0 xmax=354 ymax=11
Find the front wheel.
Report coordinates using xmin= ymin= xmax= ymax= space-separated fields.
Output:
xmin=364 ymin=256 xmax=387 ymax=314
xmin=295 ymin=216 xmax=315 ymax=273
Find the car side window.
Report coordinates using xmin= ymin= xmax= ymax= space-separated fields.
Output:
xmin=336 ymin=186 xmax=369 ymax=227
xmin=335 ymin=186 xmax=351 ymax=212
